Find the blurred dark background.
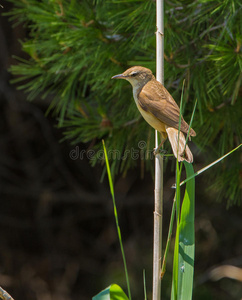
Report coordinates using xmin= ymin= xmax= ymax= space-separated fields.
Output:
xmin=0 ymin=2 xmax=242 ymax=300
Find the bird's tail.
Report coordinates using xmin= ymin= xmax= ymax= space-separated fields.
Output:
xmin=166 ymin=127 xmax=193 ymax=163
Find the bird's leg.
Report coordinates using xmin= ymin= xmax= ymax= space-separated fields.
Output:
xmin=153 ymin=140 xmax=165 ymax=155
xmin=153 ymin=133 xmax=167 ymax=155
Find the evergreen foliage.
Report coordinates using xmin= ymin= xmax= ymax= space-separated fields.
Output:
xmin=5 ymin=0 xmax=242 ymax=205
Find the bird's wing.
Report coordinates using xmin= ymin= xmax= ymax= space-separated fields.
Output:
xmin=138 ymin=80 xmax=191 ymax=134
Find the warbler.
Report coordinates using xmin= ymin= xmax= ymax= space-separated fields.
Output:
xmin=112 ymin=66 xmax=196 ymax=163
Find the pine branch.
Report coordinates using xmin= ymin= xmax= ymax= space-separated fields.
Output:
xmin=5 ymin=0 xmax=242 ymax=205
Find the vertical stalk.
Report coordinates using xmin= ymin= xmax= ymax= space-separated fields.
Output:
xmin=153 ymin=1 xmax=164 ymax=300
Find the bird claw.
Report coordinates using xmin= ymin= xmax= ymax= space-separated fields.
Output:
xmin=153 ymin=147 xmax=160 ymax=155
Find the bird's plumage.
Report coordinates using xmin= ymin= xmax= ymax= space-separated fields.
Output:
xmin=138 ymin=79 xmax=196 ymax=136
xmin=166 ymin=128 xmax=193 ymax=163
xmin=112 ymin=66 xmax=196 ymax=163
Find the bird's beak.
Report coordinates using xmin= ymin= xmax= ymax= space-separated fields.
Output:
xmin=111 ymin=73 xmax=125 ymax=79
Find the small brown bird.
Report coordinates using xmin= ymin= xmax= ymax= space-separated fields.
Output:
xmin=112 ymin=66 xmax=196 ymax=163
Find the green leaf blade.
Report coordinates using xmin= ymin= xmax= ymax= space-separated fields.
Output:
xmin=93 ymin=284 xmax=129 ymax=300
xmin=171 ymin=162 xmax=195 ymax=300
xmin=177 ymin=162 xmax=195 ymax=300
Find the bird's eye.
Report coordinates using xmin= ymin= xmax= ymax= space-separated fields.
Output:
xmin=130 ymin=71 xmax=138 ymax=76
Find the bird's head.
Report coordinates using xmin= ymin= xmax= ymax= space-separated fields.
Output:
xmin=112 ymin=66 xmax=154 ymax=88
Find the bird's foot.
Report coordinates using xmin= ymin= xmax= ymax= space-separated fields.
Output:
xmin=153 ymin=139 xmax=166 ymax=156
xmin=153 ymin=147 xmax=160 ymax=155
